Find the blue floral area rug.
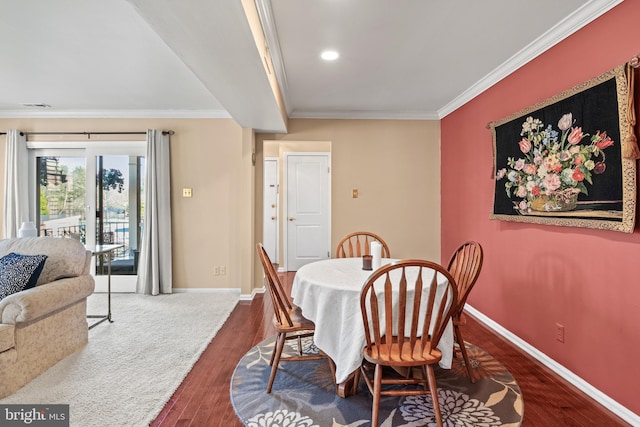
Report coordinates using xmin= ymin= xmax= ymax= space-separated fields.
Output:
xmin=230 ymin=336 xmax=523 ymax=426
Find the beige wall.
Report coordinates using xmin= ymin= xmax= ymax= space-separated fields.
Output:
xmin=1 ymin=117 xmax=440 ymax=297
xmin=0 ymin=118 xmax=256 ymax=295
xmin=255 ymin=118 xmax=441 ymax=287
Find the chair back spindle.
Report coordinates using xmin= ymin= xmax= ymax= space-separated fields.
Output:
xmin=360 ymin=260 xmax=457 ymax=366
xmin=336 ymin=231 xmax=390 ymax=258
xmin=257 ymin=243 xmax=294 ymax=328
xmin=447 ymin=241 xmax=483 ymax=319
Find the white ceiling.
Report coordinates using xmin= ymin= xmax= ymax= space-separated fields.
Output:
xmin=0 ymin=0 xmax=622 ymax=133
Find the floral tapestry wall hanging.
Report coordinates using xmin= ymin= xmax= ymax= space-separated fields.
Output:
xmin=489 ymin=64 xmax=637 ymax=233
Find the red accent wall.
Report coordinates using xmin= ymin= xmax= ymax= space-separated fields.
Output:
xmin=441 ymin=1 xmax=640 ymax=416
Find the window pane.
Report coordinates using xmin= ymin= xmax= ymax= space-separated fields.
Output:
xmin=97 ymin=155 xmax=144 ymax=276
xmin=37 ymin=156 xmax=86 ymax=241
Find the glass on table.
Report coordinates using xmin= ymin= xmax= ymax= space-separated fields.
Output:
xmin=362 ymin=255 xmax=373 ymax=270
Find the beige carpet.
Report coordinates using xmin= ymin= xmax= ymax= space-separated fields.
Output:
xmin=1 ymin=291 xmax=239 ymax=427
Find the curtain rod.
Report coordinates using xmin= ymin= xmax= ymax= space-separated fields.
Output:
xmin=0 ymin=130 xmax=174 ymax=137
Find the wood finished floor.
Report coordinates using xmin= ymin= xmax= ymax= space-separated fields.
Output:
xmin=151 ymin=272 xmax=629 ymax=427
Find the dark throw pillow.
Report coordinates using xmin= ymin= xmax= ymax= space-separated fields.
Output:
xmin=0 ymin=252 xmax=48 ymax=301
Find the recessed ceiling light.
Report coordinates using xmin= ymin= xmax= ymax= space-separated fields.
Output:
xmin=321 ymin=50 xmax=339 ymax=61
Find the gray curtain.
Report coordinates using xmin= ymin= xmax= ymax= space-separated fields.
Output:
xmin=136 ymin=129 xmax=172 ymax=295
xmin=3 ymin=130 xmax=29 ymax=238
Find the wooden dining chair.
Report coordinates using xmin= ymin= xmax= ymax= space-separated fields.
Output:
xmin=335 ymin=231 xmax=390 ymax=258
xmin=447 ymin=241 xmax=483 ymax=383
xmin=359 ymin=259 xmax=458 ymax=427
xmin=256 ymin=243 xmax=333 ymax=393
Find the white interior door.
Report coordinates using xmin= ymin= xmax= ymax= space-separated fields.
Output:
xmin=263 ymin=158 xmax=279 ymax=263
xmin=285 ymin=153 xmax=331 ymax=271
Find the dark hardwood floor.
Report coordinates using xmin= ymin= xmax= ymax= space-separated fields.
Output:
xmin=152 ymin=272 xmax=629 ymax=426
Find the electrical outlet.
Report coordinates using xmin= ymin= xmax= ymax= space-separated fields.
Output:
xmin=214 ymin=266 xmax=220 ymax=276
xmin=220 ymin=266 xmax=226 ymax=275
xmin=555 ymin=323 xmax=565 ymax=343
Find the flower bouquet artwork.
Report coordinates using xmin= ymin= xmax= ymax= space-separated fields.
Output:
xmin=496 ymin=113 xmax=614 ymax=214
xmin=489 ymin=64 xmax=636 ymax=233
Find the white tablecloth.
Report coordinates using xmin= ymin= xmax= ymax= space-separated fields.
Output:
xmin=291 ymin=257 xmax=454 ymax=384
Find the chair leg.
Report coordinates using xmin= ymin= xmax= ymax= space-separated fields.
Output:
xmin=351 ymin=366 xmax=360 ymax=396
xmin=425 ymin=364 xmax=444 ymax=427
xmin=420 ymin=366 xmax=429 ymax=391
xmin=325 ymin=356 xmax=337 ymax=390
xmin=267 ymin=332 xmax=287 ymax=393
xmin=454 ymin=324 xmax=475 ymax=383
xmin=371 ymin=364 xmax=382 ymax=426
xmin=268 ymin=335 xmax=278 ymax=367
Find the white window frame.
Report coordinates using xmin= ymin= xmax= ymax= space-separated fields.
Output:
xmin=27 ymin=140 xmax=145 ymax=292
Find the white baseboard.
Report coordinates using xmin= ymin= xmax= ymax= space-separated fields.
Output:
xmin=96 ymin=288 xmax=243 ymax=295
xmin=172 ymin=288 xmax=241 ymax=295
xmin=240 ymin=287 xmax=265 ymax=301
xmin=465 ymin=304 xmax=639 ymax=426
xmin=172 ymin=287 xmax=263 ymax=301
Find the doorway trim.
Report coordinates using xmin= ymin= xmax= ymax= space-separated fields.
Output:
xmin=262 ymin=157 xmax=279 ymax=264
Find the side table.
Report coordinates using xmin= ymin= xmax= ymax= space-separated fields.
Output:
xmin=86 ymin=243 xmax=124 ymax=329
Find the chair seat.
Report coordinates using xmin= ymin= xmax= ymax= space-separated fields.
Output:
xmin=273 ymin=305 xmax=316 ymax=332
xmin=363 ymin=340 xmax=442 ymax=367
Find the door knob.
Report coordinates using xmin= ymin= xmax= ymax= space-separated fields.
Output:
xmin=288 ymin=217 xmax=296 ymax=221
xmin=271 ymin=216 xmax=276 ymax=220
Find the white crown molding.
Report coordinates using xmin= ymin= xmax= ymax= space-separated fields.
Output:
xmin=0 ymin=109 xmax=231 ymax=119
xmin=290 ymin=109 xmax=440 ymax=121
xmin=465 ymin=304 xmax=640 ymax=426
xmin=437 ymin=0 xmax=624 ymax=118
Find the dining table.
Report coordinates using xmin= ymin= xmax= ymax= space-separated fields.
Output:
xmin=291 ymin=257 xmax=454 ymax=397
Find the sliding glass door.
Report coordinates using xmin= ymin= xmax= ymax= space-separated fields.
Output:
xmin=29 ymin=142 xmax=145 ymax=292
